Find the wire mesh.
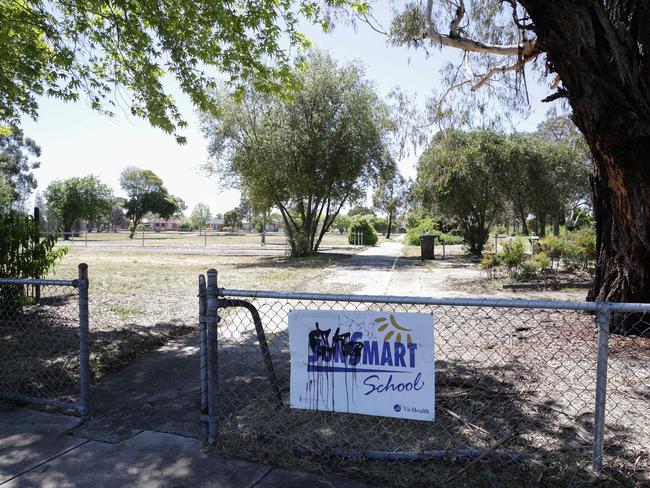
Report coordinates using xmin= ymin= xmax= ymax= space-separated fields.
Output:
xmin=0 ymin=280 xmax=83 ymax=411
xmin=210 ymin=291 xmax=650 ymax=487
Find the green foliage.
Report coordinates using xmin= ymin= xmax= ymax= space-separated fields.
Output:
xmin=539 ymin=235 xmax=565 ymax=260
xmin=415 ymin=130 xmax=509 ymax=255
xmin=498 ymin=238 xmax=528 ymax=276
xmin=223 ymin=207 xmax=242 ymax=231
xmin=44 ymin=175 xmax=113 ymax=237
xmin=0 ymin=128 xmax=40 ymax=210
xmin=0 ymin=211 xmax=67 ymax=310
xmin=332 ymin=214 xmax=351 ymax=233
xmin=372 ymin=166 xmax=407 ymax=238
xmin=204 ymin=51 xmax=390 ymax=256
xmin=405 ymin=218 xmax=437 ymax=246
xmin=404 ymin=218 xmax=463 ymax=246
xmin=0 ymin=0 xmax=351 ymax=141
xmin=120 ymin=167 xmax=178 ymax=237
xmin=348 ymin=216 xmax=378 ymax=246
xmin=190 ymin=203 xmax=212 ymax=232
xmin=572 ymin=228 xmax=597 ymax=263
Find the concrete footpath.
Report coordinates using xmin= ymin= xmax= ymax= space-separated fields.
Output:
xmin=0 ymin=408 xmax=368 ymax=488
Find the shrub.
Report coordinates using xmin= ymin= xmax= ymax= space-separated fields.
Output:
xmin=405 ymin=218 xmax=437 ymax=245
xmin=532 ymin=252 xmax=552 ymax=270
xmin=480 ymin=252 xmax=500 ymax=279
xmin=571 ymin=228 xmax=597 ymax=267
xmin=405 ymin=219 xmax=437 ymax=245
xmin=498 ymin=238 xmax=527 ymax=276
xmin=1 ymin=211 xmax=67 ymax=311
xmin=348 ymin=216 xmax=378 ymax=246
xmin=539 ymin=235 xmax=564 ymax=260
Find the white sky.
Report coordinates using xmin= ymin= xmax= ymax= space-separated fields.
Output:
xmin=20 ymin=9 xmax=552 ymax=216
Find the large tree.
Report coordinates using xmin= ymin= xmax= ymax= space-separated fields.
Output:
xmin=0 ymin=0 xmax=353 ymax=141
xmin=416 ymin=130 xmax=509 ymax=254
xmin=504 ymin=133 xmax=588 ymax=237
xmin=120 ymin=167 xmax=179 ymax=237
xmin=0 ymin=128 xmax=40 ymax=211
xmin=372 ymin=166 xmax=408 ymax=239
xmin=44 ymin=175 xmax=113 ymax=238
xmin=203 ymin=51 xmax=390 ymax=256
xmin=191 ymin=203 xmax=212 ymax=235
xmin=353 ymin=1 xmax=650 ymax=307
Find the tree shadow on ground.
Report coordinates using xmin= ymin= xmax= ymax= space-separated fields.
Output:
xmin=213 ymin=310 xmax=648 ymax=488
xmin=0 ymin=298 xmax=193 ymax=406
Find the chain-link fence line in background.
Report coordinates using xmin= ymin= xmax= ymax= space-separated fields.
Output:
xmin=0 ymin=264 xmax=90 ymax=416
xmin=200 ymin=269 xmax=650 ymax=487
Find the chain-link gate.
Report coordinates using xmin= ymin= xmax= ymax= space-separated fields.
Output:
xmin=199 ymin=269 xmax=650 ymax=487
xmin=0 ymin=264 xmax=90 ymax=416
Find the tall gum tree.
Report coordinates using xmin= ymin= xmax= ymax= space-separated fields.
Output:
xmin=361 ymin=0 xmax=650 ymax=314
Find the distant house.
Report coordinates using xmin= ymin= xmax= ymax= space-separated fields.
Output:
xmin=144 ymin=218 xmax=179 ymax=231
xmin=209 ymin=218 xmax=224 ymax=231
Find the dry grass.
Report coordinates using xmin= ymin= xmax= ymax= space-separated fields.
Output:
xmin=56 ymin=231 xmax=355 ymax=249
xmin=39 ymin=248 xmax=355 ymax=382
xmin=210 ymin=299 xmax=650 ymax=487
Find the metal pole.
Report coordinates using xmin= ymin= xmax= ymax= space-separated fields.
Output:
xmin=204 ymin=229 xmax=207 ymax=247
xmin=85 ymin=230 xmax=88 ymax=246
xmin=592 ymin=306 xmax=611 ymax=472
xmin=198 ymin=274 xmax=208 ymax=438
xmin=78 ymin=263 xmax=91 ymax=418
xmin=142 ymin=225 xmax=145 ymax=246
xmin=33 ymin=207 xmax=41 ymax=303
xmin=206 ymin=269 xmax=219 ymax=444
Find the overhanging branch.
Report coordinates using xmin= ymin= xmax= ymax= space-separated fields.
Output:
xmin=419 ymin=0 xmax=538 ymax=57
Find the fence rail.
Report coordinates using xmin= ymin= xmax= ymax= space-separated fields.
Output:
xmin=200 ymin=269 xmax=650 ymax=487
xmin=0 ymin=264 xmax=90 ymax=416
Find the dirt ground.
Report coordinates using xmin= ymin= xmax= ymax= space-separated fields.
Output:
xmin=3 ymin=236 xmax=648 ymax=486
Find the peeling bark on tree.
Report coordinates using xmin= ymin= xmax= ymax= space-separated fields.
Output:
xmin=521 ymin=1 xmax=650 ymax=331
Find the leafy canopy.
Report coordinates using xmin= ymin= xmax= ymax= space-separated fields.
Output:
xmin=0 ymin=128 xmax=41 ymax=211
xmin=44 ymin=175 xmax=113 ymax=234
xmin=0 ymin=0 xmax=362 ymax=142
xmin=119 ymin=166 xmax=178 ymax=235
xmin=203 ymin=51 xmax=391 ymax=256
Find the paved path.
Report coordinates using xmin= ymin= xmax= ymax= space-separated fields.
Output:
xmin=0 ymin=408 xmax=369 ymax=488
xmin=325 ymin=236 xmax=483 ymax=297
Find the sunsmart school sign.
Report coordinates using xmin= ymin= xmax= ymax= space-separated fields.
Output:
xmin=289 ymin=310 xmax=435 ymax=421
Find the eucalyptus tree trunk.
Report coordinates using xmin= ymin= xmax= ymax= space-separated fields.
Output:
xmin=522 ymin=1 xmax=650 ymax=330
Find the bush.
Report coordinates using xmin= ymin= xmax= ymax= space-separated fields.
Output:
xmin=1 ymin=211 xmax=67 ymax=311
xmin=532 ymin=252 xmax=552 ymax=270
xmin=405 ymin=219 xmax=464 ymax=246
xmin=571 ymin=228 xmax=596 ymax=267
xmin=348 ymin=216 xmax=378 ymax=246
xmin=498 ymin=238 xmax=527 ymax=276
xmin=405 ymin=218 xmax=438 ymax=245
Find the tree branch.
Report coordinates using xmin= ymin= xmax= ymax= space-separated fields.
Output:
xmin=419 ymin=1 xmax=538 ymax=57
xmin=471 ymin=61 xmax=521 ymax=91
xmin=542 ymin=88 xmax=568 ymax=103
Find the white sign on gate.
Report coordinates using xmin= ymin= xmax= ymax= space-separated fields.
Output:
xmin=289 ymin=309 xmax=435 ymax=421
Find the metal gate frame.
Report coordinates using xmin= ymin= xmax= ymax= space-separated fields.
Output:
xmin=198 ymin=267 xmax=650 ymax=473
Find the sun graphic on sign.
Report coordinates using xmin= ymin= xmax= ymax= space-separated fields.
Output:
xmin=374 ymin=315 xmax=413 ymax=344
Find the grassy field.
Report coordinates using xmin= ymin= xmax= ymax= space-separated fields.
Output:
xmin=44 ymin=246 xmax=356 ymax=380
xmin=55 ymin=230 xmax=355 ymax=248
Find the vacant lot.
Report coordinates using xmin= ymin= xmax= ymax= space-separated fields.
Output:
xmin=56 ymin=230 xmax=354 ymax=249
xmin=39 ymin=245 xmax=358 ymax=381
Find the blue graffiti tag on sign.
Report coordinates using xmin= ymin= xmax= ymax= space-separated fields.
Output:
xmin=289 ymin=310 xmax=435 ymax=421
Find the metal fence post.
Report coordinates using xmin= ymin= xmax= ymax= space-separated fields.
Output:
xmin=198 ymin=274 xmax=208 ymax=438
xmin=206 ymin=269 xmax=219 ymax=444
xmin=592 ymin=305 xmax=611 ymax=473
xmin=77 ymin=263 xmax=91 ymax=418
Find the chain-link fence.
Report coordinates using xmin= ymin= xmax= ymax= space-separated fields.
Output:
xmin=0 ymin=264 xmax=90 ymax=416
xmin=199 ymin=269 xmax=650 ymax=487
